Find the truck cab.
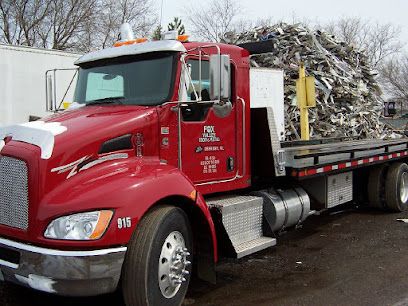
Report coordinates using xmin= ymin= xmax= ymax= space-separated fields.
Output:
xmin=0 ymin=34 xmax=254 ymax=304
xmin=72 ymin=39 xmax=251 ymax=194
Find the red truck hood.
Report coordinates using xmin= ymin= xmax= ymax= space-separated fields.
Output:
xmin=0 ymin=104 xmax=159 ymax=188
xmin=0 ymin=104 xmax=164 ymax=245
xmin=44 ymin=105 xmax=155 ymax=160
xmin=34 ymin=105 xmax=156 ymax=190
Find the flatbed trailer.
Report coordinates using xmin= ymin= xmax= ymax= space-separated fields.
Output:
xmin=285 ymin=138 xmax=408 ymax=177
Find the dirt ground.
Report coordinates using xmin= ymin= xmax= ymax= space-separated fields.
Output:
xmin=2 ymin=206 xmax=408 ymax=306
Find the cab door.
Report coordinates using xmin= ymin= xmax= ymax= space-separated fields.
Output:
xmin=179 ymin=58 xmax=237 ymax=184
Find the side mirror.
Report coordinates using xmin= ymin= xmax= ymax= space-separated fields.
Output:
xmin=209 ymin=54 xmax=230 ymax=101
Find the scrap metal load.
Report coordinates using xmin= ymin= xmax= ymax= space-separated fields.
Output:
xmin=234 ymin=23 xmax=396 ymax=141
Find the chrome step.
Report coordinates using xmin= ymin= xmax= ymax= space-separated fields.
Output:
xmin=207 ymin=195 xmax=276 ymax=258
xmin=235 ymin=236 xmax=277 ymax=258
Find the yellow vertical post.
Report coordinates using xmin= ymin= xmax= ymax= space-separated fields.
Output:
xmin=296 ymin=63 xmax=316 ymax=140
xmin=296 ymin=63 xmax=310 ymax=140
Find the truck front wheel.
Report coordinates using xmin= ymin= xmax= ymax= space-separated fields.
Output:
xmin=385 ymin=162 xmax=408 ymax=212
xmin=122 ymin=206 xmax=193 ymax=306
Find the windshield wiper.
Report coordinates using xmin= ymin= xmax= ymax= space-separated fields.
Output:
xmin=86 ymin=97 xmax=125 ymax=106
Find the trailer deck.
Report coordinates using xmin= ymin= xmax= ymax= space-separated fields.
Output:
xmin=282 ymin=138 xmax=408 ymax=178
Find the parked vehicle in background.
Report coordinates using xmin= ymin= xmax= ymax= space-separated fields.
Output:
xmin=0 ymin=44 xmax=80 ymax=126
xmin=384 ymin=101 xmax=397 ymax=117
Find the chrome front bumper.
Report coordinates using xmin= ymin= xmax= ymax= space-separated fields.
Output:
xmin=0 ymin=237 xmax=127 ymax=296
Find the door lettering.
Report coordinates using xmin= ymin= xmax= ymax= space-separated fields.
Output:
xmin=199 ymin=125 xmax=220 ymax=143
xmin=200 ymin=155 xmax=220 ymax=174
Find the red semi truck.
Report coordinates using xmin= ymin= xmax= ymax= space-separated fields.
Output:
xmin=0 ymin=27 xmax=407 ymax=305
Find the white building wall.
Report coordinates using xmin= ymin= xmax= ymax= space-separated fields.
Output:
xmin=0 ymin=44 xmax=81 ymax=126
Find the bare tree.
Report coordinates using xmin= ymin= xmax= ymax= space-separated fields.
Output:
xmin=47 ymin=0 xmax=98 ymax=50
xmin=380 ymin=55 xmax=408 ymax=107
xmin=0 ymin=0 xmax=157 ymax=52
xmin=48 ymin=0 xmax=157 ymax=51
xmin=325 ymin=17 xmax=403 ymax=67
xmin=184 ymin=0 xmax=241 ymax=42
xmin=94 ymin=0 xmax=156 ymax=50
xmin=0 ymin=0 xmax=15 ymax=44
xmin=0 ymin=0 xmax=96 ymax=50
xmin=325 ymin=18 xmax=367 ymax=46
xmin=0 ymin=0 xmax=51 ymax=46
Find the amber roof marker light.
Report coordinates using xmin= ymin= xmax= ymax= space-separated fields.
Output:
xmin=114 ymin=24 xmax=190 ymax=47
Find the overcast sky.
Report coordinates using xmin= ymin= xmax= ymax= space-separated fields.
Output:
xmin=157 ymin=0 xmax=408 ymax=45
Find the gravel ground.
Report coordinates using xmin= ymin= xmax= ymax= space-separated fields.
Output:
xmin=1 ymin=207 xmax=408 ymax=306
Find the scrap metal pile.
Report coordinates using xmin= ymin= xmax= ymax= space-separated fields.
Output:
xmin=233 ymin=23 xmax=396 ymax=141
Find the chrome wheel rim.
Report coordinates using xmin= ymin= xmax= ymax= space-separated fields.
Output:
xmin=158 ymin=231 xmax=191 ymax=299
xmin=401 ymin=172 xmax=408 ymax=204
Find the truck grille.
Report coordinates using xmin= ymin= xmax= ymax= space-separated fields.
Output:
xmin=0 ymin=156 xmax=29 ymax=230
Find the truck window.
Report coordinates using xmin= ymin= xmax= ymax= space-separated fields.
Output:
xmin=85 ymin=72 xmax=124 ymax=101
xmin=186 ymin=59 xmax=210 ymax=101
xmin=74 ymin=52 xmax=176 ymax=106
xmin=186 ymin=58 xmax=233 ymax=102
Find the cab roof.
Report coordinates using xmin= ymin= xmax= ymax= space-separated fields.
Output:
xmin=74 ymin=40 xmax=248 ymax=66
xmin=75 ymin=40 xmax=187 ymax=65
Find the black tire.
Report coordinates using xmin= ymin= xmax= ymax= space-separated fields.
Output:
xmin=385 ymin=162 xmax=408 ymax=212
xmin=122 ymin=206 xmax=193 ymax=306
xmin=367 ymin=164 xmax=388 ymax=209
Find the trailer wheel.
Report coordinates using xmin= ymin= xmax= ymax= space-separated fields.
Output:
xmin=385 ymin=162 xmax=408 ymax=212
xmin=367 ymin=164 xmax=388 ymax=209
xmin=122 ymin=206 xmax=192 ymax=306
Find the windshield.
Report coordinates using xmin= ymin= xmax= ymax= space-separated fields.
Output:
xmin=74 ymin=52 xmax=177 ymax=106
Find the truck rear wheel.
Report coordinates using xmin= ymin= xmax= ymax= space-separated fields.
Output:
xmin=367 ymin=164 xmax=388 ymax=209
xmin=122 ymin=206 xmax=192 ymax=306
xmin=385 ymin=162 xmax=408 ymax=212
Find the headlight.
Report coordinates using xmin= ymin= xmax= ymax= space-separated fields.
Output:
xmin=44 ymin=210 xmax=113 ymax=240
